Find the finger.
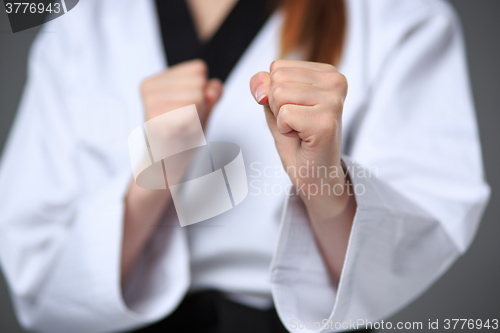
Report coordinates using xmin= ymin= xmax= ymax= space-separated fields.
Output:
xmin=269 ymin=82 xmax=319 ymax=117
xmin=202 ymin=78 xmax=223 ymax=122
xmin=145 ymin=88 xmax=205 ymax=107
xmin=276 ymin=104 xmax=317 ymax=137
xmin=278 ymin=104 xmax=339 ymax=145
xmin=263 ymin=104 xmax=278 ymax=136
xmin=168 ymin=59 xmax=208 ymax=75
xmin=250 ymin=72 xmax=292 ymax=140
xmin=263 ymin=103 xmax=302 ymax=148
xmin=204 ymin=78 xmax=223 ymax=106
xmin=250 ymin=71 xmax=270 ymax=105
xmin=270 ymin=67 xmax=348 ymax=100
xmin=270 ymin=59 xmax=337 ymax=73
xmin=270 ymin=67 xmax=321 ymax=86
xmin=146 ymin=75 xmax=207 ymax=93
xmin=145 ymin=59 xmax=208 ymax=89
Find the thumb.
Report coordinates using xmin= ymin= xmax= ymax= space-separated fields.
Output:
xmin=250 ymin=71 xmax=270 ymax=105
xmin=203 ymin=78 xmax=223 ymax=117
xmin=250 ymin=71 xmax=281 ymax=138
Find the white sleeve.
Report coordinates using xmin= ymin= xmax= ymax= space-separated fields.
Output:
xmin=0 ymin=17 xmax=189 ymax=333
xmin=269 ymin=2 xmax=491 ymax=332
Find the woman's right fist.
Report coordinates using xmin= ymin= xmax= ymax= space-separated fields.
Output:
xmin=140 ymin=59 xmax=223 ymax=125
xmin=139 ymin=60 xmax=223 ymax=186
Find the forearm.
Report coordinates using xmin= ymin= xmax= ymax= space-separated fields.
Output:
xmin=121 ymin=180 xmax=172 ymax=285
xmin=301 ymin=169 xmax=356 ymax=286
xmin=120 ymin=60 xmax=222 ymax=287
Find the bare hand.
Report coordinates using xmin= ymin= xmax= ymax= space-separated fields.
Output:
xmin=250 ymin=59 xmax=349 ymax=213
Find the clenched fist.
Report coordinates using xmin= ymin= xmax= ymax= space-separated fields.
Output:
xmin=141 ymin=59 xmax=223 ymax=124
xmin=250 ymin=59 xmax=353 ymax=220
xmin=140 ymin=59 xmax=223 ymax=182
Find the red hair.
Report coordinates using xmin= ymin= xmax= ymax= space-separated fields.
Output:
xmin=280 ymin=0 xmax=346 ymax=65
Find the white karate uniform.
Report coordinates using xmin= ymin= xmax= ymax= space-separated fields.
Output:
xmin=0 ymin=0 xmax=490 ymax=332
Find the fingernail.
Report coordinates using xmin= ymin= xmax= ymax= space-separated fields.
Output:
xmin=254 ymin=86 xmax=266 ymax=103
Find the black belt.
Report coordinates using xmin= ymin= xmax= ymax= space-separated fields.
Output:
xmin=129 ymin=290 xmax=371 ymax=333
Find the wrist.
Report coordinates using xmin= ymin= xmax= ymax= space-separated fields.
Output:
xmin=299 ymin=164 xmax=356 ymax=225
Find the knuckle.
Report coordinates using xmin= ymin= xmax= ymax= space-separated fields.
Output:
xmin=316 ymin=62 xmax=337 ymax=73
xmin=191 ymin=60 xmax=208 ymax=74
xmin=270 ymin=59 xmax=283 ymax=72
xmin=193 ymin=75 xmax=207 ymax=88
xmin=336 ymin=73 xmax=348 ymax=92
xmin=271 ymin=83 xmax=284 ymax=100
xmin=270 ymin=68 xmax=286 ymax=83
xmin=278 ymin=104 xmax=291 ymax=120
xmin=322 ymin=71 xmax=347 ymax=90
xmin=333 ymin=73 xmax=348 ymax=92
xmin=326 ymin=92 xmax=344 ymax=111
xmin=271 ymin=82 xmax=286 ymax=99
xmin=271 ymin=84 xmax=287 ymax=111
xmin=277 ymin=123 xmax=288 ymax=135
xmin=270 ymin=69 xmax=280 ymax=83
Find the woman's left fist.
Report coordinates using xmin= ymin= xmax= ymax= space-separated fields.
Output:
xmin=250 ymin=59 xmax=349 ymax=208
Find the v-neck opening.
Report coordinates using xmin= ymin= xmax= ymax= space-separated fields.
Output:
xmin=155 ymin=0 xmax=276 ymax=82
xmin=187 ymin=1 xmax=240 ymax=46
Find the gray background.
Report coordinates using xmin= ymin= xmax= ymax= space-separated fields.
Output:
xmin=0 ymin=1 xmax=499 ymax=332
